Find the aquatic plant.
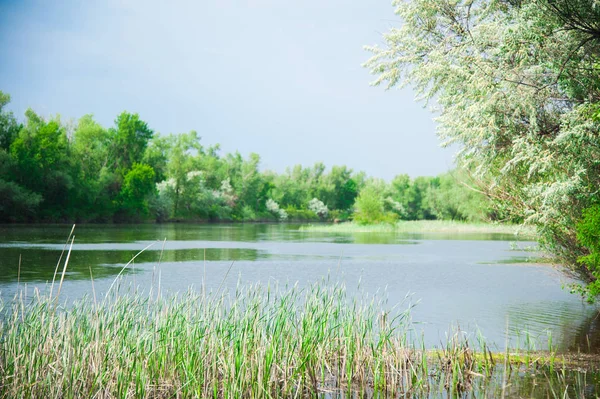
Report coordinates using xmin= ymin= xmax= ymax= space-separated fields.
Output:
xmin=1 ymin=279 xmax=597 ymax=398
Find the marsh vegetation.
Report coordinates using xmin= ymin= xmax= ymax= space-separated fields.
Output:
xmin=1 ymin=224 xmax=599 ymax=397
xmin=2 ymin=277 xmax=599 ymax=398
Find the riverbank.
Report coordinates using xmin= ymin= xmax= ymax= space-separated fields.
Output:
xmin=1 ymin=279 xmax=597 ymax=398
xmin=301 ymin=220 xmax=537 ymax=237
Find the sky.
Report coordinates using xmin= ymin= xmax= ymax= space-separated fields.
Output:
xmin=0 ymin=0 xmax=455 ymax=180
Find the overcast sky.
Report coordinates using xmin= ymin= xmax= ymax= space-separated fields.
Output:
xmin=0 ymin=0 xmax=455 ymax=180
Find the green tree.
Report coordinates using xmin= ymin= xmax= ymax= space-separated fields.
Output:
xmin=143 ymin=134 xmax=170 ymax=183
xmin=271 ymin=164 xmax=311 ymax=209
xmin=71 ymin=115 xmax=115 ymax=220
xmin=0 ymin=91 xmax=21 ymax=151
xmin=338 ymin=178 xmax=358 ymax=211
xmin=0 ymin=179 xmax=42 ymax=222
xmin=325 ymin=165 xmax=357 ymax=210
xmin=0 ymin=149 xmax=41 ymax=222
xmin=427 ymin=171 xmax=489 ymax=222
xmin=10 ymin=110 xmax=73 ymax=220
xmin=117 ymin=163 xmax=156 ymax=220
xmin=353 ymin=182 xmax=397 ymax=225
xmin=575 ymin=204 xmax=600 ymax=301
xmin=109 ymin=112 xmax=154 ymax=174
xmin=235 ymin=153 xmax=265 ymax=211
xmin=164 ymin=131 xmax=203 ymax=216
xmin=365 ymin=0 xmax=600 ymax=297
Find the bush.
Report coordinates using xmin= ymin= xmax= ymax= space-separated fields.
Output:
xmin=575 ymin=205 xmax=600 ymax=301
xmin=353 ymin=186 xmax=398 ymax=225
xmin=266 ymin=199 xmax=288 ymax=221
xmin=284 ymin=207 xmax=318 ymax=221
xmin=239 ymin=205 xmax=257 ymax=222
xmin=308 ymin=198 xmax=328 ymax=219
xmin=329 ymin=209 xmax=352 ymax=223
xmin=0 ymin=178 xmax=42 ymax=222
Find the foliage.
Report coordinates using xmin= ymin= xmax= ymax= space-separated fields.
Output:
xmin=5 ymin=280 xmax=590 ymax=398
xmin=239 ymin=205 xmax=258 ymax=221
xmin=365 ymin=0 xmax=600 ymax=296
xmin=308 ymin=198 xmax=328 ymax=219
xmin=353 ymin=184 xmax=398 ymax=225
xmin=117 ymin=163 xmax=156 ymax=220
xmin=266 ymin=198 xmax=288 ymax=221
xmin=427 ymin=172 xmax=489 ymax=222
xmin=0 ymin=178 xmax=41 ymax=222
xmin=0 ymin=91 xmax=21 ymax=151
xmin=71 ymin=115 xmax=113 ymax=220
xmin=284 ymin=207 xmax=319 ymax=221
xmin=109 ymin=112 xmax=154 ymax=174
xmin=0 ymin=89 xmax=498 ymax=226
xmin=10 ymin=110 xmax=74 ymax=220
xmin=329 ymin=209 xmax=353 ymax=223
xmin=575 ymin=205 xmax=600 ymax=300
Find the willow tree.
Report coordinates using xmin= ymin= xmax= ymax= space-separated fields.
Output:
xmin=365 ymin=0 xmax=600 ymax=299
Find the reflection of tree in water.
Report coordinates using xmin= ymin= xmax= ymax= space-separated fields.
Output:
xmin=0 ymin=248 xmax=141 ymax=282
xmin=158 ymin=248 xmax=259 ymax=262
xmin=567 ymin=310 xmax=600 ymax=354
xmin=352 ymin=233 xmax=398 ymax=245
xmin=0 ymin=247 xmax=261 ymax=284
xmin=504 ymin=301 xmax=599 ymax=352
xmin=0 ymin=223 xmax=294 ymax=246
xmin=480 ymin=365 xmax=600 ymax=399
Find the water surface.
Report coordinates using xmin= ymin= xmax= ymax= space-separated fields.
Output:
xmin=1 ymin=223 xmax=598 ymax=353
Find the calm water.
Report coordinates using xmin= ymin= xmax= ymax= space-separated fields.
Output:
xmin=1 ymin=223 xmax=598 ymax=353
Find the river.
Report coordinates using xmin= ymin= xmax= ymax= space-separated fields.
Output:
xmin=0 ymin=223 xmax=598 ymax=353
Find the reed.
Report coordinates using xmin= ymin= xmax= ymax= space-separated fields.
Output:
xmin=0 ymin=231 xmax=596 ymax=398
xmin=301 ymin=220 xmax=536 ymax=237
xmin=1 ymin=278 xmax=597 ymax=398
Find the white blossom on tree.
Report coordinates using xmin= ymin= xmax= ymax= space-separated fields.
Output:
xmin=308 ymin=198 xmax=328 ymax=218
xmin=364 ymin=0 xmax=600 ymax=297
xmin=266 ymin=198 xmax=288 ymax=221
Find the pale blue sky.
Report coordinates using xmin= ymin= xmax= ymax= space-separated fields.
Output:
xmin=0 ymin=0 xmax=455 ymax=180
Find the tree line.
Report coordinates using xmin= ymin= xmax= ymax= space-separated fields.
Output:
xmin=0 ymin=90 xmax=489 ymax=224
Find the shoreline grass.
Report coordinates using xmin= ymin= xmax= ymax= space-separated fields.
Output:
xmin=301 ymin=220 xmax=537 ymax=237
xmin=0 ymin=228 xmax=594 ymax=398
xmin=1 ymin=280 xmax=597 ymax=398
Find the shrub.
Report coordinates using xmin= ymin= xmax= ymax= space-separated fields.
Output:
xmin=308 ymin=198 xmax=329 ymax=219
xmin=266 ymin=199 xmax=288 ymax=221
xmin=284 ymin=207 xmax=318 ymax=221
xmin=575 ymin=205 xmax=600 ymax=301
xmin=353 ymin=186 xmax=398 ymax=225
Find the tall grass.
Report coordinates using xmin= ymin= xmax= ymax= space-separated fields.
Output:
xmin=0 ymin=279 xmax=420 ymax=398
xmin=0 ymin=228 xmax=596 ymax=398
xmin=1 ymin=280 xmax=597 ymax=398
xmin=301 ymin=220 xmax=536 ymax=237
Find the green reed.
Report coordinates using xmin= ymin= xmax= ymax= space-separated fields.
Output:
xmin=3 ymin=279 xmax=596 ymax=399
xmin=0 ymin=234 xmax=597 ymax=399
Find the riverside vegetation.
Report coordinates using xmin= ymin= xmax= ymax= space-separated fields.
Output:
xmin=3 ymin=0 xmax=600 ymax=396
xmin=0 ymin=91 xmax=489 ymax=226
xmin=2 ymin=84 xmax=600 ymax=300
xmin=301 ymin=220 xmax=537 ymax=236
xmin=1 ymin=256 xmax=599 ymax=398
xmin=364 ymin=0 xmax=600 ymax=301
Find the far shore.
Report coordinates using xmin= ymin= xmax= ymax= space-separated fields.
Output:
xmin=301 ymin=220 xmax=537 ymax=237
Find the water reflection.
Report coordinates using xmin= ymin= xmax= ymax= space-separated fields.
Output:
xmin=504 ymin=301 xmax=600 ymax=353
xmin=0 ymin=223 xmax=598 ymax=355
xmin=322 ymin=366 xmax=600 ymax=398
xmin=567 ymin=310 xmax=600 ymax=354
xmin=482 ymin=366 xmax=599 ymax=399
xmin=0 ymin=247 xmax=265 ymax=282
xmin=0 ymin=223 xmax=529 ymax=245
